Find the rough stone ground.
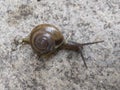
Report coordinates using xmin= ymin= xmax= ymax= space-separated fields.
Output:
xmin=0 ymin=0 xmax=120 ymax=90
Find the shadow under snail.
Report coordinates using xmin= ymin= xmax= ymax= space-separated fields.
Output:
xmin=22 ymin=24 xmax=104 ymax=68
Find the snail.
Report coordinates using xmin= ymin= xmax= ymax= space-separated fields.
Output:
xmin=22 ymin=24 xmax=104 ymax=68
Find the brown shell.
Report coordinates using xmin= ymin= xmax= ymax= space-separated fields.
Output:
xmin=30 ymin=24 xmax=64 ymax=56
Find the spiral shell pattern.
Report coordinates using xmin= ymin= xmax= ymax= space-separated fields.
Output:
xmin=29 ymin=24 xmax=64 ymax=55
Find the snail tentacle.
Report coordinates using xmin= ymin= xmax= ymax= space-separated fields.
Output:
xmin=60 ymin=40 xmax=104 ymax=68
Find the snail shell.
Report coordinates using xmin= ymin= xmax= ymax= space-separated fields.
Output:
xmin=29 ymin=24 xmax=64 ymax=56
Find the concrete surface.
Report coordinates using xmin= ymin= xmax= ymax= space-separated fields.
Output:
xmin=0 ymin=0 xmax=120 ymax=90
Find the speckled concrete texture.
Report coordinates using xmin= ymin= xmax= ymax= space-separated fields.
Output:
xmin=0 ymin=0 xmax=120 ymax=90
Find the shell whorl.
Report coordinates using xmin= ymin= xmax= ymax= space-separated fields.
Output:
xmin=29 ymin=24 xmax=64 ymax=55
xmin=30 ymin=30 xmax=55 ymax=55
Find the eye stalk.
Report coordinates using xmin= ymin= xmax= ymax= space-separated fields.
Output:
xmin=59 ymin=40 xmax=104 ymax=68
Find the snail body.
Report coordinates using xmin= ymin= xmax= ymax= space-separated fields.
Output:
xmin=23 ymin=24 xmax=104 ymax=68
